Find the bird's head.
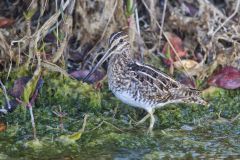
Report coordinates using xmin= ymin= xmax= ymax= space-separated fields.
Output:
xmin=83 ymin=31 xmax=129 ymax=82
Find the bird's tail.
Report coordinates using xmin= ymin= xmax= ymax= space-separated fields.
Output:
xmin=171 ymin=87 xmax=208 ymax=106
xmin=182 ymin=96 xmax=208 ymax=106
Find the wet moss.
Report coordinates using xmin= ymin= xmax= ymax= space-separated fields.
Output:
xmin=0 ymin=69 xmax=239 ymax=159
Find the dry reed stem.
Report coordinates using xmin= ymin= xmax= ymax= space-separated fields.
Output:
xmin=52 ymin=0 xmax=75 ymax=63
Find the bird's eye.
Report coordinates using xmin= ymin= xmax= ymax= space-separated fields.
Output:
xmin=119 ymin=39 xmax=123 ymax=43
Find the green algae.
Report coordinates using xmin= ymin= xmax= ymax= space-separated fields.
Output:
xmin=0 ymin=69 xmax=239 ymax=159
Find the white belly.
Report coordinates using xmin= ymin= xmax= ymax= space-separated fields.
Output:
xmin=112 ymin=90 xmax=153 ymax=112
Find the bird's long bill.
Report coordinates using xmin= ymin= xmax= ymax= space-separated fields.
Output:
xmin=83 ymin=48 xmax=112 ymax=82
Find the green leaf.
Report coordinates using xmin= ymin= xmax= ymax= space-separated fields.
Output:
xmin=57 ymin=114 xmax=88 ymax=145
xmin=165 ymin=45 xmax=171 ymax=59
xmin=68 ymin=131 xmax=82 ymax=141
xmin=126 ymin=0 xmax=135 ymax=17
xmin=23 ymin=9 xmax=37 ymax=20
xmin=57 ymin=131 xmax=83 ymax=145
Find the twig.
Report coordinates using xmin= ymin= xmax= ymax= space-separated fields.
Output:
xmin=135 ymin=6 xmax=140 ymax=35
xmin=211 ymin=0 xmax=240 ymax=36
xmin=28 ymin=103 xmax=37 ymax=140
xmin=103 ymin=120 xmax=123 ymax=132
xmin=231 ymin=113 xmax=240 ymax=123
xmin=159 ymin=0 xmax=168 ymax=46
xmin=52 ymin=105 xmax=67 ymax=132
xmin=79 ymin=114 xmax=89 ymax=132
xmin=41 ymin=61 xmax=73 ymax=78
xmin=89 ymin=121 xmax=104 ymax=132
xmin=0 ymin=79 xmax=11 ymax=112
xmin=55 ymin=0 xmax=59 ymax=46
xmin=16 ymin=98 xmax=37 ymax=140
xmin=89 ymin=119 xmax=123 ymax=132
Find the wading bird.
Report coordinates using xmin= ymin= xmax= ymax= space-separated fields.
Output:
xmin=84 ymin=31 xmax=207 ymax=134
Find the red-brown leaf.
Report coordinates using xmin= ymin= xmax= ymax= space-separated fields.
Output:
xmin=208 ymin=66 xmax=240 ymax=89
xmin=0 ymin=18 xmax=15 ymax=28
xmin=162 ymin=33 xmax=187 ymax=65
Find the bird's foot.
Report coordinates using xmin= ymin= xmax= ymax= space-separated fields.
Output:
xmin=146 ymin=127 xmax=154 ymax=136
xmin=134 ymin=114 xmax=150 ymax=126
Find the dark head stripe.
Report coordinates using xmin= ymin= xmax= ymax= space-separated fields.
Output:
xmin=108 ymin=31 xmax=125 ymax=46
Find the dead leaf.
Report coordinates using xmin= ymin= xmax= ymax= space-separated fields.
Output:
xmin=162 ymin=33 xmax=187 ymax=65
xmin=176 ymin=73 xmax=195 ymax=88
xmin=9 ymin=77 xmax=30 ymax=98
xmin=69 ymin=70 xmax=105 ymax=83
xmin=208 ymin=66 xmax=240 ymax=89
xmin=0 ymin=121 xmax=6 ymax=132
xmin=22 ymin=65 xmax=42 ymax=105
xmin=7 ymin=72 xmax=43 ymax=112
xmin=9 ymin=76 xmax=43 ymax=102
xmin=0 ymin=18 xmax=15 ymax=28
xmin=174 ymin=59 xmax=199 ymax=71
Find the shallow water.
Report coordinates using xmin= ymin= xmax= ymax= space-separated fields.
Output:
xmin=91 ymin=122 xmax=240 ymax=159
xmin=1 ymin=120 xmax=239 ymax=160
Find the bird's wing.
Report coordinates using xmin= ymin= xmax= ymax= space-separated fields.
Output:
xmin=127 ymin=61 xmax=202 ymax=103
xmin=125 ymin=62 xmax=203 ymax=104
xmin=125 ymin=61 xmax=176 ymax=102
xmin=127 ymin=61 xmax=180 ymax=91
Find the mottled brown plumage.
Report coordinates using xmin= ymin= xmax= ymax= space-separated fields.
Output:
xmin=84 ymin=31 xmax=207 ymax=133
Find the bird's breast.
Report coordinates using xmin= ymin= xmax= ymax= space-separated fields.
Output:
xmin=112 ymin=90 xmax=154 ymax=111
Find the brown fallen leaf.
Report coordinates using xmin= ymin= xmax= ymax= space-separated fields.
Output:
xmin=0 ymin=121 xmax=7 ymax=132
xmin=173 ymin=59 xmax=199 ymax=71
xmin=7 ymin=76 xmax=43 ymax=112
xmin=0 ymin=18 xmax=15 ymax=28
xmin=9 ymin=77 xmax=30 ymax=98
xmin=174 ymin=59 xmax=206 ymax=76
xmin=69 ymin=70 xmax=105 ymax=84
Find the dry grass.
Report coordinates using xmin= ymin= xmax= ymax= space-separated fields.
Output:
xmin=0 ymin=0 xmax=239 ymax=84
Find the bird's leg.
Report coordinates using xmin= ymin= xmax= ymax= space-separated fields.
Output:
xmin=134 ymin=113 xmax=150 ymax=126
xmin=147 ymin=109 xmax=155 ymax=135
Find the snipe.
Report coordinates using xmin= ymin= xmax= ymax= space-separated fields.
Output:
xmin=84 ymin=31 xmax=207 ymax=133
